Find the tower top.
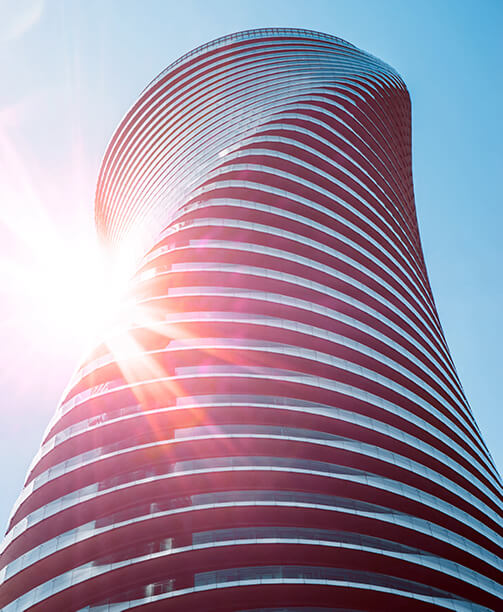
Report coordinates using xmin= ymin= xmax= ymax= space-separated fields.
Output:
xmin=95 ymin=28 xmax=404 ymax=269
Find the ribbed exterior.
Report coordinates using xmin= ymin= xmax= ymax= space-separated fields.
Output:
xmin=0 ymin=28 xmax=502 ymax=611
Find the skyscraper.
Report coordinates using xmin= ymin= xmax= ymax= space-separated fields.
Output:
xmin=0 ymin=27 xmax=502 ymax=610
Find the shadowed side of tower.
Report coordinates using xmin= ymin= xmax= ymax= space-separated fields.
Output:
xmin=0 ymin=28 xmax=502 ymax=612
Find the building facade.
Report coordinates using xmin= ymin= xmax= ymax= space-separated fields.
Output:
xmin=0 ymin=28 xmax=502 ymax=611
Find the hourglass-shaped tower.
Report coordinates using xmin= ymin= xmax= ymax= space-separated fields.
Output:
xmin=0 ymin=29 xmax=501 ymax=611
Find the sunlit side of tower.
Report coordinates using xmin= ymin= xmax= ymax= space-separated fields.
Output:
xmin=0 ymin=28 xmax=502 ymax=611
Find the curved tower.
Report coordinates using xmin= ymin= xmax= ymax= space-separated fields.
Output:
xmin=0 ymin=28 xmax=502 ymax=611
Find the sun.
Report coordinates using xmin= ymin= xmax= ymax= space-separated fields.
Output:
xmin=29 ymin=235 xmax=128 ymax=346
xmin=0 ymin=106 xmax=133 ymax=359
xmin=2 ymin=223 xmax=130 ymax=360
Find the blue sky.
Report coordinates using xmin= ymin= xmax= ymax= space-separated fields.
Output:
xmin=0 ymin=0 xmax=501 ymax=532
